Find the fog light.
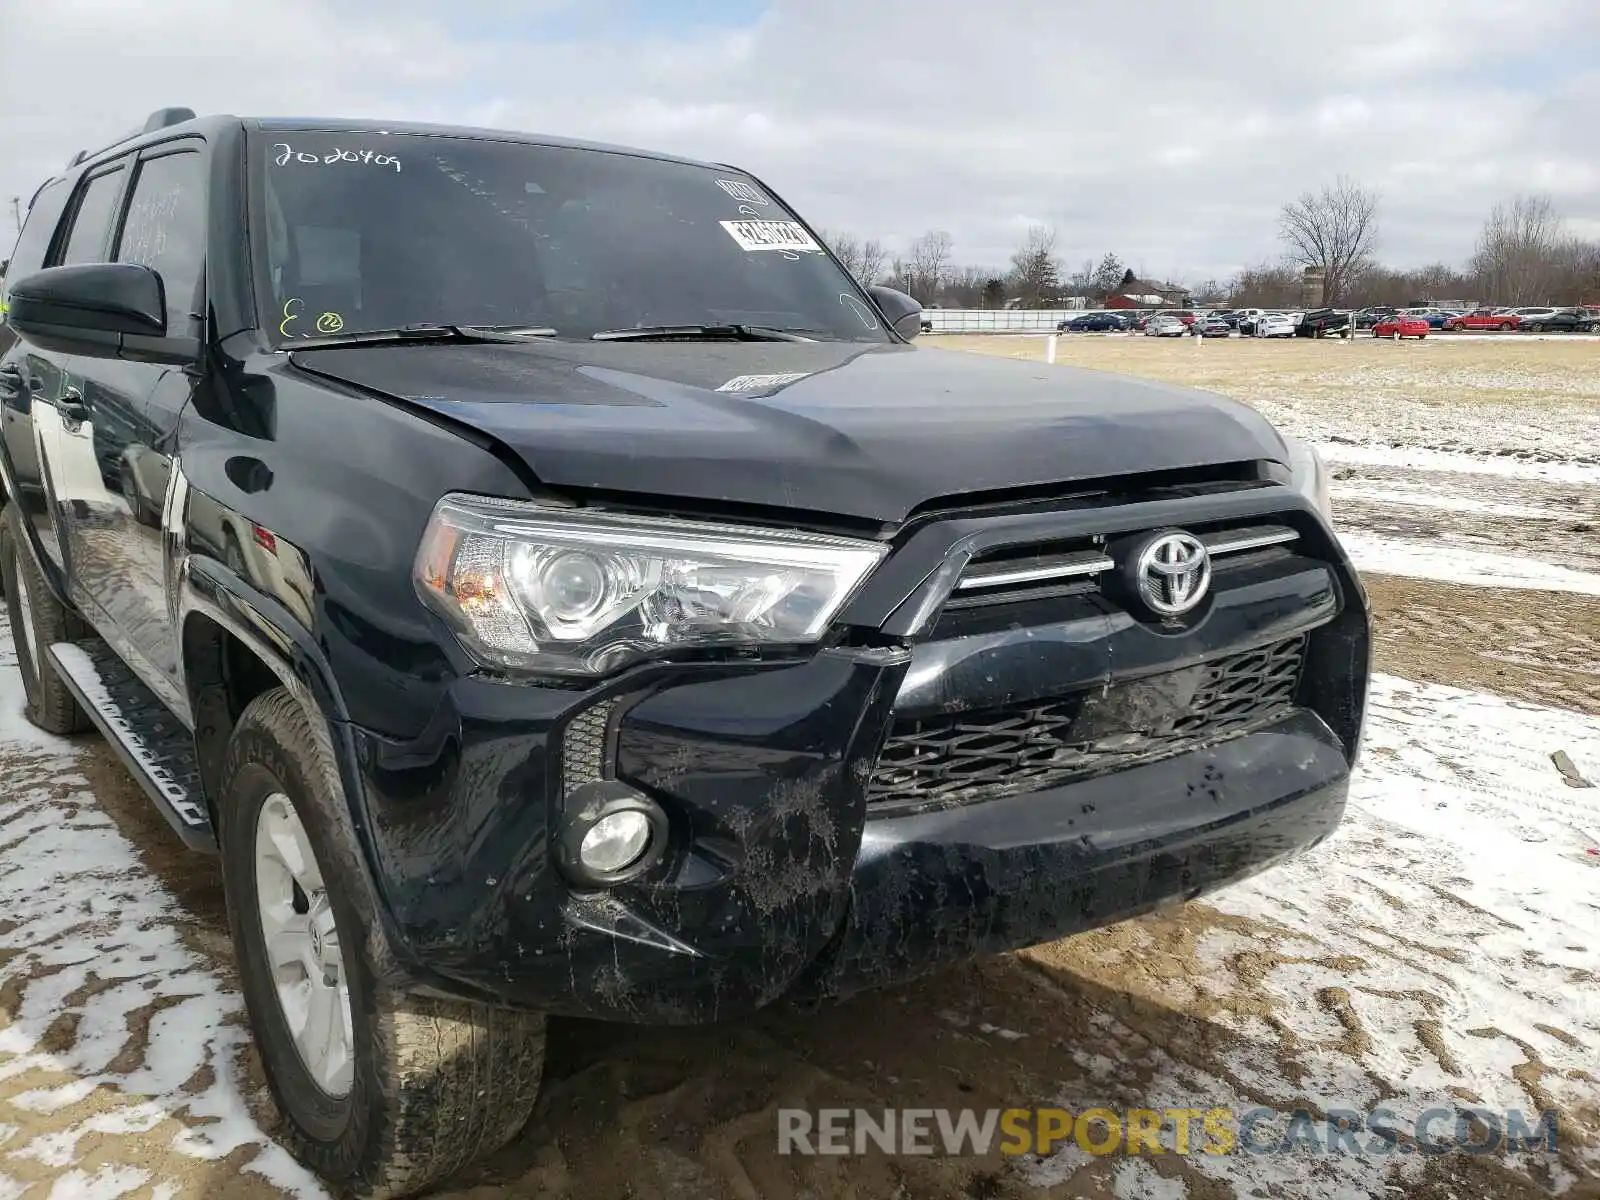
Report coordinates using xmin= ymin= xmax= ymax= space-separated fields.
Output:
xmin=556 ymin=781 xmax=670 ymax=887
xmin=580 ymin=810 xmax=653 ymax=874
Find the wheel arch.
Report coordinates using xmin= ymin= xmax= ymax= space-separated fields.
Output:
xmin=178 ymin=557 xmax=354 ymax=830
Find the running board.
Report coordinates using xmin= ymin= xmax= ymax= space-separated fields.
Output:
xmin=48 ymin=639 xmax=217 ymax=853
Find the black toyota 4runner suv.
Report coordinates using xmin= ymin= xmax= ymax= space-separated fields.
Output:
xmin=0 ymin=109 xmax=1369 ymax=1197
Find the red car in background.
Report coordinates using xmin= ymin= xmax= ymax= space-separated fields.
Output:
xmin=1372 ymin=314 xmax=1430 ymax=339
xmin=1444 ymin=308 xmax=1521 ymax=331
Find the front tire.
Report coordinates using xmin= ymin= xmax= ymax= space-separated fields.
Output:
xmin=219 ymin=689 xmax=546 ymax=1198
xmin=0 ymin=504 xmax=90 ymax=735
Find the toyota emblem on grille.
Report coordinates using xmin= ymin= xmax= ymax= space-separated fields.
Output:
xmin=1132 ymin=530 xmax=1211 ymax=618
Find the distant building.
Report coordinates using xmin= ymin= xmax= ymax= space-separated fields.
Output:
xmin=1104 ymin=269 xmax=1190 ymax=309
xmin=1300 ymin=267 xmax=1326 ymax=309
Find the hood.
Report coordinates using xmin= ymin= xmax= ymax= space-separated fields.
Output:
xmin=289 ymin=340 xmax=1287 ymax=525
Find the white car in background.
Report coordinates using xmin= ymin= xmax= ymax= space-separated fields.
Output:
xmin=1256 ymin=312 xmax=1298 ymax=338
xmin=1145 ymin=314 xmax=1188 ymax=337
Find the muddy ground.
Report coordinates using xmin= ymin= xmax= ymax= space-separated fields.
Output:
xmin=3 ymin=336 xmax=1598 ymax=1199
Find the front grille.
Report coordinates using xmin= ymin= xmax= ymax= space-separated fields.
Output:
xmin=866 ymin=636 xmax=1305 ymax=813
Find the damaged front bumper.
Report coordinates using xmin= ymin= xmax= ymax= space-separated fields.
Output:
xmin=348 ymin=485 xmax=1369 ymax=1022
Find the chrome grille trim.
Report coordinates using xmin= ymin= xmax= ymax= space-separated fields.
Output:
xmin=955 ymin=550 xmax=1114 ymax=591
xmin=1203 ymin=524 xmax=1299 ymax=556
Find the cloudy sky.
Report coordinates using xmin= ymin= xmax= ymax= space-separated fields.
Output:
xmin=3 ymin=0 xmax=1597 ymax=283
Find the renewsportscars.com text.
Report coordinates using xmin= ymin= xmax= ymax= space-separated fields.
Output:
xmin=777 ymin=1106 xmax=1560 ymax=1158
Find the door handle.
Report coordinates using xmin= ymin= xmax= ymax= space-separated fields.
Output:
xmin=57 ymin=387 xmax=89 ymax=424
xmin=0 ymin=363 xmax=23 ymax=403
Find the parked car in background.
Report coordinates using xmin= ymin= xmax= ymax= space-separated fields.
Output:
xmin=1255 ymin=313 xmax=1298 ymax=338
xmin=1061 ymin=312 xmax=1129 ymax=332
xmin=1518 ymin=307 xmax=1596 ymax=332
xmin=1445 ymin=308 xmax=1521 ymax=331
xmin=1353 ymin=306 xmax=1399 ymax=329
xmin=1402 ymin=308 xmax=1461 ymax=329
xmin=1198 ymin=314 xmax=1232 ymax=337
xmin=1296 ymin=309 xmax=1351 ymax=338
xmin=1145 ymin=314 xmax=1188 ymax=337
xmin=1512 ymin=307 xmax=1560 ymax=329
xmin=1158 ymin=309 xmax=1198 ymax=327
xmin=1372 ymin=314 xmax=1430 ymax=340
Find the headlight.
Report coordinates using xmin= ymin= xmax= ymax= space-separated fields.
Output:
xmin=414 ymin=494 xmax=888 ymax=676
xmin=1282 ymin=434 xmax=1333 ymax=521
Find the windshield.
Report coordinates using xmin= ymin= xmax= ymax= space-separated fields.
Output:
xmin=251 ymin=130 xmax=888 ymax=344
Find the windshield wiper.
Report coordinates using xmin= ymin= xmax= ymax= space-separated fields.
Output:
xmin=590 ymin=324 xmax=817 ymax=343
xmin=288 ymin=323 xmax=558 ymax=350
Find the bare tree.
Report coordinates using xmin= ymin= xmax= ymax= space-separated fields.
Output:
xmin=1009 ymin=225 xmax=1062 ymax=307
xmin=1227 ymin=263 xmax=1301 ymax=308
xmin=1469 ymin=194 xmax=1567 ymax=305
xmin=821 ymin=230 xmax=889 ymax=287
xmin=1064 ymin=257 xmax=1095 ymax=295
xmin=904 ymin=229 xmax=954 ymax=303
xmin=856 ymin=239 xmax=888 ymax=288
xmin=1278 ymin=176 xmax=1380 ymax=306
xmin=943 ymin=265 xmax=993 ymax=308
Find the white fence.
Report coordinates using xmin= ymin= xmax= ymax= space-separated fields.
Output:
xmin=923 ymin=309 xmax=1087 ymax=334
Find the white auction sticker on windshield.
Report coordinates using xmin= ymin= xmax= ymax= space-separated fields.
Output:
xmin=717 ymin=372 xmax=811 ymax=392
xmin=716 ymin=179 xmax=770 ymax=206
xmin=720 ymin=220 xmax=822 ymax=254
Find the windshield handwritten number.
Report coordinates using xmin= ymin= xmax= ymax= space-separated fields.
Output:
xmin=273 ymin=143 xmax=401 ymax=173
xmin=279 ymin=297 xmax=304 ymax=338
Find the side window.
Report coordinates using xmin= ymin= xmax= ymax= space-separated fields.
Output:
xmin=116 ymin=151 xmax=207 ymax=335
xmin=58 ymin=167 xmax=128 ymax=265
xmin=1 ymin=182 xmax=72 ymax=353
xmin=6 ymin=179 xmax=72 ymax=282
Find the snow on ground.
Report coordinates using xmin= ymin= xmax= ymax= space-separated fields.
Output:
xmin=1321 ymin=438 xmax=1600 ymax=592
xmin=1338 ymin=532 xmax=1600 ymax=596
xmin=0 ymin=616 xmax=326 ymax=1200
xmin=1320 ymin=442 xmax=1600 ymax=486
xmin=1018 ymin=672 xmax=1600 ymax=1198
xmin=1332 ymin=484 xmax=1573 ymax=522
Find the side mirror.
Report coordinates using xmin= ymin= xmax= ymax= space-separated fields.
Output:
xmin=867 ymin=284 xmax=923 ymax=341
xmin=6 ymin=263 xmax=176 ymax=360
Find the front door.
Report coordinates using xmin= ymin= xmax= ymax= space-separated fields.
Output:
xmin=12 ymin=162 xmax=131 ymax=575
xmin=59 ymin=143 xmax=208 ymax=707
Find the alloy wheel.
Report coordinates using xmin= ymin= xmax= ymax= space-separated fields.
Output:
xmin=255 ymin=792 xmax=356 ymax=1097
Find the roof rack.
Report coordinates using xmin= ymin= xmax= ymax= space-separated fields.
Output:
xmin=143 ymin=106 xmax=197 ymax=132
xmin=62 ymin=107 xmax=198 ymax=171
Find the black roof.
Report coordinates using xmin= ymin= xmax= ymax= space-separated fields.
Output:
xmin=249 ymin=116 xmax=720 ymax=169
xmin=62 ymin=110 xmax=722 ymax=183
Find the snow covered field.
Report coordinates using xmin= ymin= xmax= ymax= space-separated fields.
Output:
xmin=2 ymin=336 xmax=1598 ymax=1198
